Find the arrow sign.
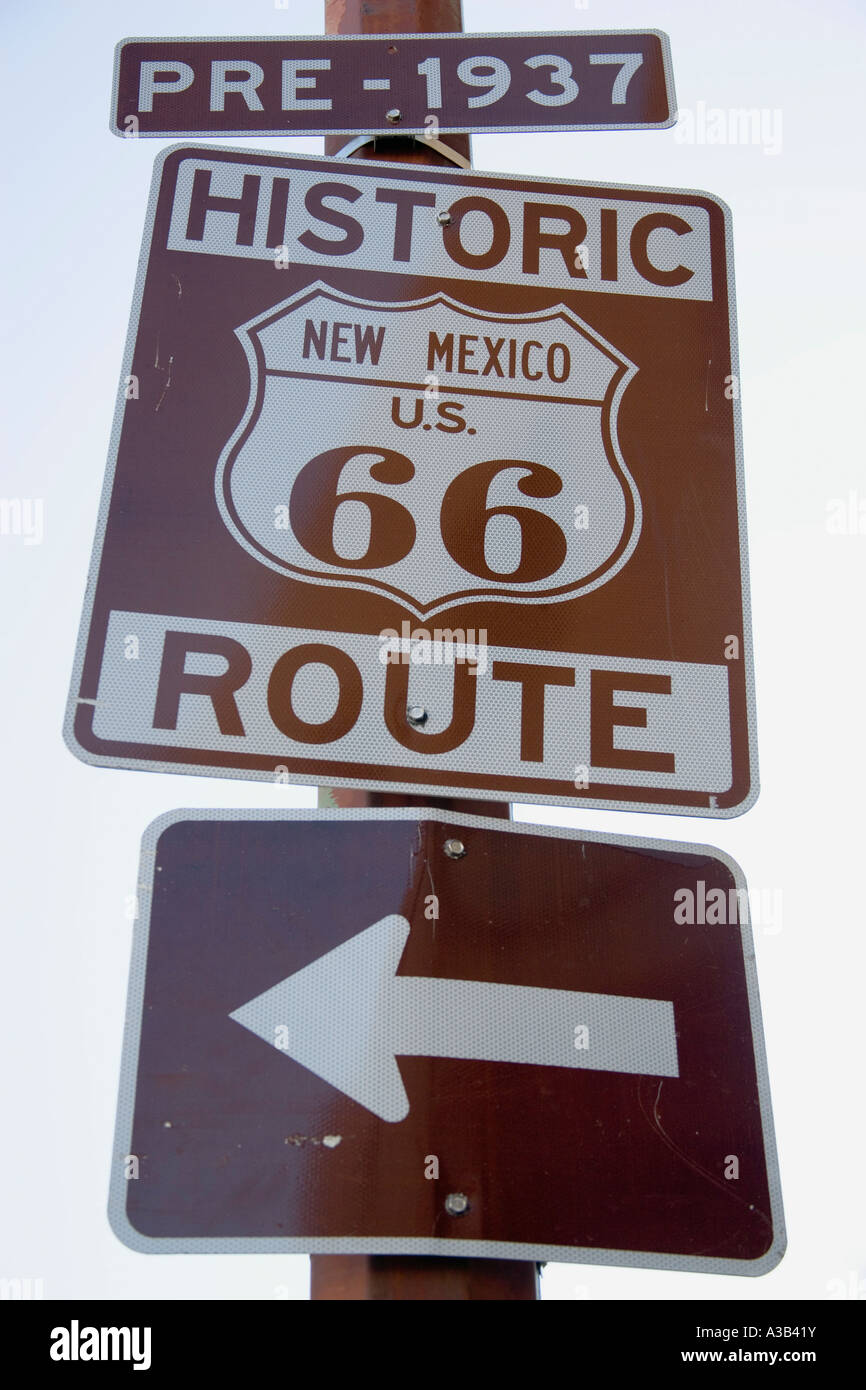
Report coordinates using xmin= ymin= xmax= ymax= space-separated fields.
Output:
xmin=229 ymin=914 xmax=679 ymax=1122
xmin=110 ymin=813 xmax=784 ymax=1268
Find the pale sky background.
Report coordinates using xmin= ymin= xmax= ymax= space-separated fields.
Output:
xmin=1 ymin=0 xmax=864 ymax=1302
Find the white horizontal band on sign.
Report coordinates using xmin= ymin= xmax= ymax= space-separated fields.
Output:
xmin=165 ymin=157 xmax=713 ymax=302
xmin=93 ymin=610 xmax=733 ymax=793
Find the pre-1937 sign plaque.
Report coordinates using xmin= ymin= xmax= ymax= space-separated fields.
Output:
xmin=112 ymin=30 xmax=676 ymax=138
xmin=65 ymin=147 xmax=757 ymax=816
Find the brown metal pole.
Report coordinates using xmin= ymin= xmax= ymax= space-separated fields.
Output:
xmin=311 ymin=0 xmax=538 ymax=1301
xmin=324 ymin=0 xmax=470 ymax=165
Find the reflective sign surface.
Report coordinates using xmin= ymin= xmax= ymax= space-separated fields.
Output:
xmin=109 ymin=809 xmax=784 ymax=1272
xmin=113 ymin=31 xmax=675 ymax=138
xmin=66 ymin=149 xmax=756 ymax=815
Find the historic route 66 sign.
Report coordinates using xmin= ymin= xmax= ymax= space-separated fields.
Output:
xmin=66 ymin=147 xmax=756 ymax=816
xmin=218 ymin=284 xmax=639 ymax=612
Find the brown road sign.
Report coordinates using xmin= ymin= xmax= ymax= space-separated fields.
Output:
xmin=109 ymin=808 xmax=784 ymax=1273
xmin=65 ymin=147 xmax=757 ymax=816
xmin=112 ymin=31 xmax=675 ymax=139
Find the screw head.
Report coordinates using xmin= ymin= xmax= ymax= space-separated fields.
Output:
xmin=386 ymin=108 xmax=402 ymax=124
xmin=444 ymin=1192 xmax=470 ymax=1216
xmin=443 ymin=838 xmax=466 ymax=860
xmin=436 ymin=209 xmax=452 ymax=226
xmin=406 ymin=705 xmax=428 ymax=727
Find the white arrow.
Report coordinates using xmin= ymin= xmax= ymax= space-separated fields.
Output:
xmin=229 ymin=914 xmax=679 ymax=1123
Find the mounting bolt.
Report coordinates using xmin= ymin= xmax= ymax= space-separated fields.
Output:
xmin=443 ymin=838 xmax=466 ymax=860
xmin=406 ymin=705 xmax=428 ymax=727
xmin=386 ymin=108 xmax=402 ymax=124
xmin=436 ymin=209 xmax=452 ymax=226
xmin=444 ymin=1192 xmax=470 ymax=1216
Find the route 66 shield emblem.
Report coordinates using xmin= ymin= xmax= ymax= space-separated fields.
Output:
xmin=216 ymin=283 xmax=640 ymax=617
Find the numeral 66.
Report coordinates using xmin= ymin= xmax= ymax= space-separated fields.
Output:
xmin=289 ymin=445 xmax=568 ymax=582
